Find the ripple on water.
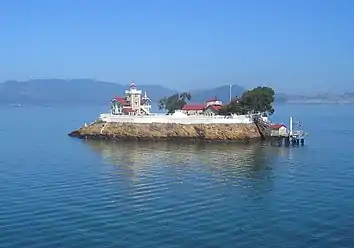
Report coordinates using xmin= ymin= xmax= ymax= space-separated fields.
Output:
xmin=1 ymin=135 xmax=354 ymax=248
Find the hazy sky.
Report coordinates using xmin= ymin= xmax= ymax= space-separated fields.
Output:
xmin=0 ymin=0 xmax=353 ymax=93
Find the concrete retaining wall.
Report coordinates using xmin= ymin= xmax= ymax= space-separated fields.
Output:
xmin=99 ymin=113 xmax=253 ymax=124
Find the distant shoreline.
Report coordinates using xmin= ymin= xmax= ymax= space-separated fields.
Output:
xmin=1 ymin=79 xmax=353 ymax=107
xmin=2 ymin=101 xmax=353 ymax=107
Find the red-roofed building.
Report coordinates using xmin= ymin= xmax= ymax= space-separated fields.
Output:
xmin=270 ymin=124 xmax=286 ymax=129
xmin=205 ymin=104 xmax=222 ymax=112
xmin=182 ymin=104 xmax=205 ymax=110
xmin=270 ymin=124 xmax=287 ymax=136
xmin=181 ymin=104 xmax=205 ymax=115
xmin=181 ymin=98 xmax=224 ymax=115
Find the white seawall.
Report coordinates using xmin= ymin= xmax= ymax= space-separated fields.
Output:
xmin=99 ymin=113 xmax=253 ymax=124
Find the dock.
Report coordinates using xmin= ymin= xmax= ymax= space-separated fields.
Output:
xmin=254 ymin=115 xmax=308 ymax=147
xmin=270 ymin=130 xmax=308 ymax=147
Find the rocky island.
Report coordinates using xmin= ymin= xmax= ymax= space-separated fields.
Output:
xmin=68 ymin=122 xmax=261 ymax=142
xmin=68 ymin=82 xmax=276 ymax=143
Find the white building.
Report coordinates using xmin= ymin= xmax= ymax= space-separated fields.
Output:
xmin=111 ymin=81 xmax=152 ymax=116
xmin=270 ymin=124 xmax=287 ymax=136
xmin=101 ymin=82 xmax=254 ymax=124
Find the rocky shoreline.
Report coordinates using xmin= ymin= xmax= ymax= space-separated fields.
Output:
xmin=68 ymin=122 xmax=262 ymax=143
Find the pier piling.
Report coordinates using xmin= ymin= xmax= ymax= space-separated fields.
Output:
xmin=277 ymin=138 xmax=283 ymax=147
xmin=285 ymin=137 xmax=290 ymax=146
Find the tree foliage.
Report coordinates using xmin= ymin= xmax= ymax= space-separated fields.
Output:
xmin=158 ymin=92 xmax=192 ymax=114
xmin=219 ymin=86 xmax=275 ymax=115
xmin=218 ymin=98 xmax=246 ymax=115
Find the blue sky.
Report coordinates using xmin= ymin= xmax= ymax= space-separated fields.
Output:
xmin=0 ymin=0 xmax=353 ymax=94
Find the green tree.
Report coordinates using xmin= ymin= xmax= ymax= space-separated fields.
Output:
xmin=158 ymin=92 xmax=191 ymax=114
xmin=219 ymin=86 xmax=275 ymax=115
xmin=241 ymin=86 xmax=275 ymax=115
xmin=219 ymin=98 xmax=246 ymax=115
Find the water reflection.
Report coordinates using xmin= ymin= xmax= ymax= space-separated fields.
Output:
xmin=83 ymin=140 xmax=286 ymax=190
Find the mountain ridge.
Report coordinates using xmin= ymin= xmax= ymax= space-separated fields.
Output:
xmin=0 ymin=79 xmax=245 ymax=105
xmin=1 ymin=79 xmax=352 ymax=105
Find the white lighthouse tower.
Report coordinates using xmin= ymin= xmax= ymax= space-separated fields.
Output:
xmin=124 ymin=81 xmax=152 ymax=115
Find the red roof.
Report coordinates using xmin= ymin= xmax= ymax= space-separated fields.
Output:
xmin=182 ymin=104 xmax=206 ymax=111
xmin=270 ymin=124 xmax=286 ymax=129
xmin=113 ymin=97 xmax=129 ymax=105
xmin=113 ymin=97 xmax=125 ymax=102
xmin=182 ymin=103 xmax=224 ymax=111
xmin=208 ymin=105 xmax=222 ymax=111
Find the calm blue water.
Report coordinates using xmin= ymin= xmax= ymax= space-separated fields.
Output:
xmin=0 ymin=104 xmax=353 ymax=247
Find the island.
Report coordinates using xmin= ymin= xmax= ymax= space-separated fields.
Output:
xmin=68 ymin=82 xmax=277 ymax=142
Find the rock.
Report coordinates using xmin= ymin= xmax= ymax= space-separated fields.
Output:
xmin=68 ymin=122 xmax=262 ymax=142
xmin=68 ymin=130 xmax=81 ymax=137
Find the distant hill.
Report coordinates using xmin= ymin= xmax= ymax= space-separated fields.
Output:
xmin=1 ymin=79 xmax=350 ymax=106
xmin=0 ymin=79 xmax=246 ymax=106
xmin=0 ymin=79 xmax=176 ymax=105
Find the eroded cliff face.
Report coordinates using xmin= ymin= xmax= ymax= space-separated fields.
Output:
xmin=68 ymin=122 xmax=261 ymax=142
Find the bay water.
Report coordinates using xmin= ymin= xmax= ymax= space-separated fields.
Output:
xmin=0 ymin=104 xmax=353 ymax=247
